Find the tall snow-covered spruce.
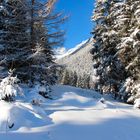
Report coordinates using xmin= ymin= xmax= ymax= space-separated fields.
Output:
xmin=0 ymin=0 xmax=65 ymax=101
xmin=118 ymin=0 xmax=140 ymax=103
xmin=0 ymin=0 xmax=31 ymax=79
xmin=91 ymin=0 xmax=125 ymax=95
xmin=92 ymin=0 xmax=140 ymax=103
xmin=27 ymin=0 xmax=65 ymax=88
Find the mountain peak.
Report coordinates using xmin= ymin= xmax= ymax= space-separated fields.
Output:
xmin=54 ymin=39 xmax=92 ymax=60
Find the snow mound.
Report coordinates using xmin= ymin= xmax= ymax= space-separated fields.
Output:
xmin=0 ymin=101 xmax=50 ymax=132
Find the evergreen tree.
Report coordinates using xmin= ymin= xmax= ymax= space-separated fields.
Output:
xmin=118 ymin=0 xmax=140 ymax=103
xmin=92 ymin=0 xmax=140 ymax=103
xmin=72 ymin=71 xmax=78 ymax=87
xmin=92 ymin=0 xmax=127 ymax=96
xmin=92 ymin=0 xmax=117 ymax=93
xmin=0 ymin=0 xmax=65 ymax=99
xmin=0 ymin=0 xmax=30 ymax=80
xmin=27 ymin=0 xmax=65 ymax=88
xmin=61 ymin=69 xmax=70 ymax=85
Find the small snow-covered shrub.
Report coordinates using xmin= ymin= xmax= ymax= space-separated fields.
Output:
xmin=30 ymin=83 xmax=52 ymax=106
xmin=31 ymin=98 xmax=43 ymax=106
xmin=99 ymin=98 xmax=105 ymax=104
xmin=134 ymin=98 xmax=140 ymax=109
xmin=0 ymin=74 xmax=23 ymax=102
xmin=38 ymin=83 xmax=52 ymax=99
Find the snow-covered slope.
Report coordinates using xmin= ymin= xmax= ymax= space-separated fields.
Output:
xmin=54 ymin=40 xmax=89 ymax=60
xmin=1 ymin=85 xmax=140 ymax=140
xmin=53 ymin=47 xmax=67 ymax=59
xmin=56 ymin=38 xmax=94 ymax=76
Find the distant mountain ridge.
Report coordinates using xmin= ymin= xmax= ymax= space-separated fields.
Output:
xmin=54 ymin=39 xmax=90 ymax=60
xmin=56 ymin=38 xmax=94 ymax=76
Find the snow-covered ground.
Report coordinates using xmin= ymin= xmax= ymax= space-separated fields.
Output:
xmin=0 ymin=85 xmax=140 ymax=140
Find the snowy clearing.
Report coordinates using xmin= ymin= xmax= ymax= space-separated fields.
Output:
xmin=0 ymin=85 xmax=140 ymax=140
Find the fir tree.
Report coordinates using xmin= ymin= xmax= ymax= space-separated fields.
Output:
xmin=0 ymin=0 xmax=31 ymax=80
xmin=27 ymin=0 xmax=65 ymax=89
xmin=118 ymin=0 xmax=140 ymax=103
xmin=92 ymin=0 xmax=140 ymax=103
xmin=0 ymin=0 xmax=65 ymax=99
xmin=92 ymin=0 xmax=127 ymax=97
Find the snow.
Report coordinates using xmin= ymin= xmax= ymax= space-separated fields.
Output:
xmin=134 ymin=98 xmax=140 ymax=109
xmin=54 ymin=39 xmax=89 ymax=59
xmin=56 ymin=38 xmax=94 ymax=77
xmin=1 ymin=85 xmax=140 ymax=140
xmin=134 ymin=9 xmax=140 ymax=15
xmin=0 ymin=76 xmax=23 ymax=100
xmin=0 ymin=5 xmax=4 ymax=11
xmin=0 ymin=101 xmax=49 ymax=132
xmin=53 ymin=47 xmax=67 ymax=59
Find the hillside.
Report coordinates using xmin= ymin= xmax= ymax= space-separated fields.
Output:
xmin=56 ymin=38 xmax=94 ymax=76
xmin=1 ymin=85 xmax=140 ymax=140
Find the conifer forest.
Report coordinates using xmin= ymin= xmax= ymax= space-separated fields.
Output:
xmin=0 ymin=1 xmax=140 ymax=140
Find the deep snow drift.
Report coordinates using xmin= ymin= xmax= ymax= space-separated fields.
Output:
xmin=0 ymin=85 xmax=140 ymax=140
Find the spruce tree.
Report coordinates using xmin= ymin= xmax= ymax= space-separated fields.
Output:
xmin=118 ymin=0 xmax=140 ymax=103
xmin=92 ymin=0 xmax=140 ymax=103
xmin=27 ymin=0 xmax=65 ymax=88
xmin=92 ymin=0 xmax=127 ymax=97
xmin=0 ymin=0 xmax=65 ymax=99
xmin=0 ymin=0 xmax=31 ymax=80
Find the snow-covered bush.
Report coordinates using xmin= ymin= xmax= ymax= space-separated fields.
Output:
xmin=99 ymin=98 xmax=105 ymax=104
xmin=134 ymin=98 xmax=140 ymax=109
xmin=0 ymin=74 xmax=23 ymax=102
xmin=38 ymin=83 xmax=53 ymax=99
xmin=31 ymin=98 xmax=43 ymax=106
xmin=30 ymin=83 xmax=52 ymax=106
xmin=30 ymin=83 xmax=52 ymax=99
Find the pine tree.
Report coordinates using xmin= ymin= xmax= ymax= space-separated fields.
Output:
xmin=61 ymin=69 xmax=70 ymax=85
xmin=0 ymin=0 xmax=31 ymax=80
xmin=27 ymin=0 xmax=65 ymax=88
xmin=92 ymin=0 xmax=140 ymax=103
xmin=118 ymin=0 xmax=140 ymax=103
xmin=92 ymin=0 xmax=127 ymax=97
xmin=92 ymin=0 xmax=115 ymax=93
xmin=72 ymin=71 xmax=78 ymax=87
xmin=0 ymin=0 xmax=65 ymax=99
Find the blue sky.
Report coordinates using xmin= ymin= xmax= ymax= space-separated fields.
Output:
xmin=55 ymin=0 xmax=94 ymax=49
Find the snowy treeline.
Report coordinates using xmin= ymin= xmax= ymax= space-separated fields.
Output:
xmin=58 ymin=68 xmax=91 ymax=89
xmin=0 ymin=0 xmax=65 ymax=101
xmin=91 ymin=0 xmax=140 ymax=103
xmin=56 ymin=39 xmax=95 ymax=89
